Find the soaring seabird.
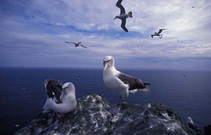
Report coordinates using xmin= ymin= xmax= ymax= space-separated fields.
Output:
xmin=43 ymin=82 xmax=77 ymax=115
xmin=151 ymin=29 xmax=166 ymax=38
xmin=114 ymin=0 xmax=133 ymax=32
xmin=186 ymin=117 xmax=202 ymax=133
xmin=103 ymin=56 xmax=150 ymax=114
xmin=65 ymin=41 xmax=88 ymax=48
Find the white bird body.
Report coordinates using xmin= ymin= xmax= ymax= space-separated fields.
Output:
xmin=103 ymin=66 xmax=129 ymax=99
xmin=43 ymin=82 xmax=77 ymax=114
xmin=103 ymin=56 xmax=150 ymax=100
xmin=116 ymin=14 xmax=129 ymax=19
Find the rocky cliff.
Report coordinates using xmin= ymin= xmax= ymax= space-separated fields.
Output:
xmin=15 ymin=94 xmax=193 ymax=135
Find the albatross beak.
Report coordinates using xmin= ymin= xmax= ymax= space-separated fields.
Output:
xmin=104 ymin=62 xmax=108 ymax=71
xmin=44 ymin=79 xmax=49 ymax=88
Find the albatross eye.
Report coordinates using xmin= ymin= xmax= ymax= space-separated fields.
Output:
xmin=104 ymin=59 xmax=111 ymax=65
xmin=105 ymin=59 xmax=111 ymax=63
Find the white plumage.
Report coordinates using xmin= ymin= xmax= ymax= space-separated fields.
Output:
xmin=43 ymin=82 xmax=77 ymax=114
xmin=103 ymin=56 xmax=150 ymax=100
xmin=103 ymin=56 xmax=150 ymax=114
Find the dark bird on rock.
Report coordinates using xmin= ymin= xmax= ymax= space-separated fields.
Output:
xmin=44 ymin=79 xmax=63 ymax=103
xmin=186 ymin=117 xmax=202 ymax=134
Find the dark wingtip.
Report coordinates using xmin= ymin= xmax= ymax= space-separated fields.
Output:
xmin=122 ymin=27 xmax=128 ymax=32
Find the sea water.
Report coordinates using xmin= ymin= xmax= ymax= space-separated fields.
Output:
xmin=0 ymin=68 xmax=211 ymax=135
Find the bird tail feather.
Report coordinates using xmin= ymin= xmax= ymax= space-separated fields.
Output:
xmin=129 ymin=87 xmax=150 ymax=94
xmin=144 ymin=82 xmax=151 ymax=85
xmin=43 ymin=98 xmax=52 ymax=113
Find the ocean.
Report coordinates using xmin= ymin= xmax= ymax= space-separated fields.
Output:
xmin=0 ymin=68 xmax=211 ymax=135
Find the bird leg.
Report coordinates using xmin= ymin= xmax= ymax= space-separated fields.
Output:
xmin=109 ymin=96 xmax=122 ymax=115
xmin=117 ymin=95 xmax=123 ymax=105
xmin=56 ymin=112 xmax=65 ymax=118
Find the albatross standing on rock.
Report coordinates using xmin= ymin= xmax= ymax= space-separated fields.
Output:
xmin=43 ymin=81 xmax=77 ymax=115
xmin=103 ymin=56 xmax=150 ymax=114
xmin=44 ymin=79 xmax=63 ymax=103
xmin=114 ymin=0 xmax=133 ymax=32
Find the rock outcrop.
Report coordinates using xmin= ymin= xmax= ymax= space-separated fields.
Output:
xmin=15 ymin=94 xmax=193 ymax=135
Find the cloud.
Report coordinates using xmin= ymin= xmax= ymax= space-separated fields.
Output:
xmin=0 ymin=0 xmax=210 ymax=70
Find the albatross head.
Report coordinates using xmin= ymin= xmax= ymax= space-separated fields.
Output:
xmin=60 ymin=82 xmax=75 ymax=101
xmin=103 ymin=56 xmax=115 ymax=71
xmin=128 ymin=11 xmax=133 ymax=18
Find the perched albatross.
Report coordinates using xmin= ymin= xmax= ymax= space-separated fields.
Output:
xmin=186 ymin=117 xmax=202 ymax=133
xmin=151 ymin=29 xmax=166 ymax=38
xmin=114 ymin=0 xmax=133 ymax=32
xmin=103 ymin=56 xmax=150 ymax=114
xmin=65 ymin=41 xmax=88 ymax=48
xmin=44 ymin=79 xmax=63 ymax=103
xmin=43 ymin=81 xmax=77 ymax=115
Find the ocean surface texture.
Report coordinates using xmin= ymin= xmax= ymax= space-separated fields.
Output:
xmin=0 ymin=68 xmax=211 ymax=135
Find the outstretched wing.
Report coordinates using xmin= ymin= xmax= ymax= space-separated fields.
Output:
xmin=116 ymin=73 xmax=149 ymax=91
xmin=158 ymin=29 xmax=166 ymax=34
xmin=116 ymin=0 xmax=125 ymax=15
xmin=80 ymin=45 xmax=88 ymax=48
xmin=121 ymin=18 xmax=128 ymax=32
xmin=65 ymin=41 xmax=77 ymax=45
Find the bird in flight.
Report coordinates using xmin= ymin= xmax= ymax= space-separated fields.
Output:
xmin=114 ymin=0 xmax=133 ymax=32
xmin=151 ymin=29 xmax=167 ymax=39
xmin=65 ymin=42 xmax=88 ymax=48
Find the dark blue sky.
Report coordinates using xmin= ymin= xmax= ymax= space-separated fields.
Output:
xmin=0 ymin=0 xmax=211 ymax=70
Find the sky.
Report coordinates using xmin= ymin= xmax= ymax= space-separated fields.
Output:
xmin=0 ymin=0 xmax=211 ymax=70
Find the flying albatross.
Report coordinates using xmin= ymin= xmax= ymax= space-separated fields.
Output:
xmin=65 ymin=41 xmax=88 ymax=48
xmin=186 ymin=117 xmax=202 ymax=133
xmin=103 ymin=56 xmax=150 ymax=114
xmin=43 ymin=80 xmax=77 ymax=116
xmin=151 ymin=29 xmax=167 ymax=39
xmin=114 ymin=0 xmax=133 ymax=32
